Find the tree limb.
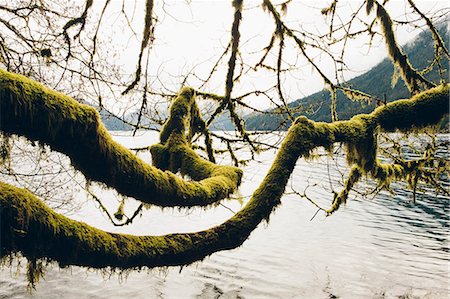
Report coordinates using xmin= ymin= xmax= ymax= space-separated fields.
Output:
xmin=0 ymin=69 xmax=242 ymax=207
xmin=1 ymin=83 xmax=448 ymax=269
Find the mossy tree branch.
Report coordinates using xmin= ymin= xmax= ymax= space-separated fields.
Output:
xmin=373 ymin=1 xmax=435 ymax=93
xmin=0 ymin=68 xmax=242 ymax=208
xmin=1 ymin=83 xmax=448 ymax=270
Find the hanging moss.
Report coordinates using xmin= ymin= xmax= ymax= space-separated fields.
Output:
xmin=289 ymin=85 xmax=448 ymax=213
xmin=114 ymin=200 xmax=125 ymax=221
xmin=372 ymin=162 xmax=405 ymax=189
xmin=339 ymin=86 xmax=373 ymax=103
xmin=0 ymin=69 xmax=242 ymax=207
xmin=0 ymin=68 xmax=447 ymax=276
xmin=344 ymin=122 xmax=377 ymax=173
xmin=0 ymin=133 xmax=11 ymax=166
xmin=366 ymin=0 xmax=375 ymax=14
xmin=26 ymin=258 xmax=45 ymax=290
xmin=326 ymin=84 xmax=448 ymax=212
xmin=151 ymin=87 xmax=242 ymax=188
xmin=326 ymin=166 xmax=361 ymax=215
xmin=329 ymin=85 xmax=338 ymax=122
xmin=376 ymin=2 xmax=434 ymax=93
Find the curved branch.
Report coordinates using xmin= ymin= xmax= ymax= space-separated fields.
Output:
xmin=62 ymin=0 xmax=94 ymax=58
xmin=1 ymin=84 xmax=448 ymax=270
xmin=0 ymin=69 xmax=242 ymax=207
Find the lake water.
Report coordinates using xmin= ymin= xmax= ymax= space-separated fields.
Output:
xmin=0 ymin=132 xmax=448 ymax=299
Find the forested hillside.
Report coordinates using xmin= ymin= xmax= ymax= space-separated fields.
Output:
xmin=244 ymin=23 xmax=449 ymax=131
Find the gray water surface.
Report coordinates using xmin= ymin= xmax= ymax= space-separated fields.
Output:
xmin=1 ymin=132 xmax=448 ymax=299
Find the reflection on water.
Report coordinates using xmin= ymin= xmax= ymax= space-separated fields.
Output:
xmin=0 ymin=132 xmax=448 ymax=298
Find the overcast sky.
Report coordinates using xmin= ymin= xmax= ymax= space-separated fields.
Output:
xmin=92 ymin=0 xmax=448 ymax=109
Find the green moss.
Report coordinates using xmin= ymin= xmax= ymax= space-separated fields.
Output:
xmin=151 ymin=87 xmax=243 ymax=199
xmin=372 ymin=162 xmax=405 ymax=190
xmin=26 ymin=259 xmax=45 ymax=290
xmin=0 ymin=180 xmax=270 ymax=270
xmin=292 ymin=85 xmax=449 ymax=213
xmin=0 ymin=69 xmax=242 ymax=207
xmin=329 ymin=86 xmax=338 ymax=122
xmin=0 ymin=69 xmax=448 ymax=278
xmin=159 ymin=87 xmax=196 ymax=143
xmin=376 ymin=2 xmax=434 ymax=93
xmin=0 ymin=133 xmax=11 ymax=166
xmin=114 ymin=200 xmax=125 ymax=221
xmin=326 ymin=166 xmax=361 ymax=215
xmin=374 ymin=84 xmax=449 ymax=131
xmin=339 ymin=86 xmax=373 ymax=103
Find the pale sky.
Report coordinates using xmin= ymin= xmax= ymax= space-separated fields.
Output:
xmin=92 ymin=0 xmax=448 ymax=110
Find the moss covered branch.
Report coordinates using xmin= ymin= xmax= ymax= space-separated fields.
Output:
xmin=1 ymin=84 xmax=448 ymax=270
xmin=0 ymin=69 xmax=242 ymax=207
xmin=374 ymin=2 xmax=435 ymax=93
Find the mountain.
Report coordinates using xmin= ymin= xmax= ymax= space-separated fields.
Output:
xmin=97 ymin=23 xmax=448 ymax=132
xmin=75 ymin=98 xmax=133 ymax=131
xmin=243 ymin=23 xmax=449 ymax=131
xmin=99 ymin=109 xmax=133 ymax=131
